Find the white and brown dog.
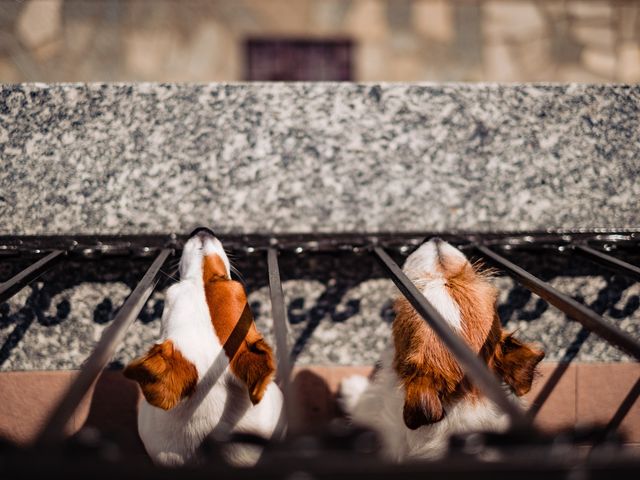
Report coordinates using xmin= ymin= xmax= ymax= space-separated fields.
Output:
xmin=124 ymin=228 xmax=283 ymax=467
xmin=339 ymin=238 xmax=544 ymax=462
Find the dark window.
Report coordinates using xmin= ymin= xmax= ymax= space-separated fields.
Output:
xmin=245 ymin=39 xmax=353 ymax=81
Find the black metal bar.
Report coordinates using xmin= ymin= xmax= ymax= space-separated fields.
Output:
xmin=5 ymin=445 xmax=640 ymax=480
xmin=267 ymin=247 xmax=297 ymax=433
xmin=36 ymin=249 xmax=172 ymax=445
xmin=527 ymin=327 xmax=590 ymax=419
xmin=0 ymin=250 xmax=65 ymax=303
xmin=593 ymin=377 xmax=640 ymax=447
xmin=1 ymin=230 xmax=639 ymax=255
xmin=476 ymin=245 xmax=640 ymax=361
xmin=574 ymin=245 xmax=640 ymax=282
xmin=372 ymin=247 xmax=530 ymax=429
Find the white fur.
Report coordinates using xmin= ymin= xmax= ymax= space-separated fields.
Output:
xmin=338 ymin=239 xmax=513 ymax=462
xmin=137 ymin=234 xmax=284 ymax=467
xmin=402 ymin=240 xmax=464 ymax=331
xmin=417 ymin=282 xmax=463 ymax=331
xmin=402 ymin=240 xmax=466 ymax=281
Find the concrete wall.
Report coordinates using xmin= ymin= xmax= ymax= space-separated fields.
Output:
xmin=2 ymin=1 xmax=640 ymax=83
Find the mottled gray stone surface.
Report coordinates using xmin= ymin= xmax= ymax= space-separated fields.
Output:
xmin=1 ymin=83 xmax=638 ymax=370
xmin=1 ymin=83 xmax=639 ymax=235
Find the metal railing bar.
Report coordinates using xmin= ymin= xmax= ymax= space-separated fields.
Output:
xmin=527 ymin=327 xmax=589 ymax=419
xmin=574 ymin=245 xmax=640 ymax=282
xmin=36 ymin=249 xmax=173 ymax=445
xmin=0 ymin=250 xmax=66 ymax=304
xmin=267 ymin=247 xmax=297 ymax=434
xmin=3 ymin=451 xmax=640 ymax=480
xmin=1 ymin=230 xmax=639 ymax=256
xmin=476 ymin=245 xmax=640 ymax=361
xmin=371 ymin=247 xmax=530 ymax=429
xmin=588 ymin=377 xmax=640 ymax=454
xmin=597 ymin=377 xmax=640 ymax=444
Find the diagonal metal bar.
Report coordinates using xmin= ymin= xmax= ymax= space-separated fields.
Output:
xmin=0 ymin=250 xmax=66 ymax=304
xmin=37 ymin=249 xmax=172 ymax=445
xmin=476 ymin=245 xmax=640 ymax=361
xmin=574 ymin=245 xmax=640 ymax=282
xmin=596 ymin=377 xmax=640 ymax=446
xmin=372 ymin=247 xmax=529 ymax=429
xmin=267 ymin=247 xmax=297 ymax=434
xmin=527 ymin=327 xmax=589 ymax=419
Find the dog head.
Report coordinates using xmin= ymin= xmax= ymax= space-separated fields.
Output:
xmin=124 ymin=228 xmax=275 ymax=409
xmin=394 ymin=238 xmax=544 ymax=429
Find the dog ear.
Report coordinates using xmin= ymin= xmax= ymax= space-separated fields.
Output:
xmin=227 ymin=294 xmax=275 ymax=405
xmin=493 ymin=333 xmax=544 ymax=396
xmin=392 ymin=296 xmax=454 ymax=429
xmin=233 ymin=337 xmax=276 ymax=405
xmin=204 ymin=275 xmax=276 ymax=405
xmin=402 ymin=376 xmax=445 ymax=429
xmin=123 ymin=340 xmax=198 ymax=410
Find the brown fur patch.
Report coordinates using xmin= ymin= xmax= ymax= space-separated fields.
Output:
xmin=393 ymin=246 xmax=544 ymax=429
xmin=393 ymin=294 xmax=463 ymax=429
xmin=123 ymin=340 xmax=198 ymax=410
xmin=203 ymin=253 xmax=275 ymax=404
xmin=203 ymin=254 xmax=228 ymax=282
xmin=490 ymin=332 xmax=545 ymax=396
xmin=402 ymin=374 xmax=445 ymax=429
xmin=446 ymin=262 xmax=498 ymax=353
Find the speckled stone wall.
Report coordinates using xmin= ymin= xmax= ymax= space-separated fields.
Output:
xmin=1 ymin=83 xmax=639 ymax=235
xmin=1 ymin=83 xmax=639 ymax=370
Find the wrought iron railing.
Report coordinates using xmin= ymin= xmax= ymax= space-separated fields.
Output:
xmin=0 ymin=230 xmax=638 ymax=478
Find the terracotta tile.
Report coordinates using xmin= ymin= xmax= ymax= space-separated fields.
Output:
xmin=325 ymin=366 xmax=374 ymax=393
xmin=291 ymin=366 xmax=374 ymax=428
xmin=577 ymin=363 xmax=640 ymax=443
xmin=2 ymin=363 xmax=636 ymax=451
xmin=0 ymin=370 xmax=143 ymax=451
xmin=524 ymin=362 xmax=577 ymax=432
xmin=0 ymin=371 xmax=77 ymax=445
xmin=292 ymin=366 xmax=336 ymax=428
xmin=73 ymin=370 xmax=144 ymax=454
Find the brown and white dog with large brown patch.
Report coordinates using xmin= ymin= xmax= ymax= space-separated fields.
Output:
xmin=339 ymin=238 xmax=544 ymax=462
xmin=124 ymin=229 xmax=283 ymax=466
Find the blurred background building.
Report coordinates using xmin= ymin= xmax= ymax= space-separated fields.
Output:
xmin=0 ymin=0 xmax=638 ymax=82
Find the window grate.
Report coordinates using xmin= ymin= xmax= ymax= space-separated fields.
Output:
xmin=245 ymin=38 xmax=353 ymax=81
xmin=0 ymin=230 xmax=639 ymax=477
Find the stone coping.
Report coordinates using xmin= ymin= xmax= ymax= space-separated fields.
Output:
xmin=1 ymin=83 xmax=638 ymax=234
